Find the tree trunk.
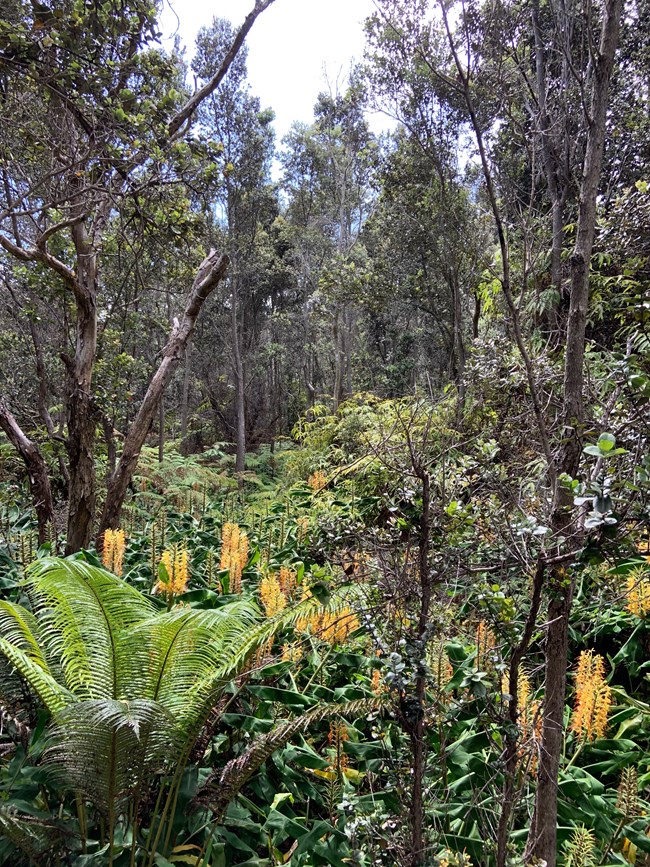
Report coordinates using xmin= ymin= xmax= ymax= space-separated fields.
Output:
xmin=451 ymin=268 xmax=466 ymax=411
xmin=29 ymin=317 xmax=70 ymax=490
xmin=231 ymin=273 xmax=247 ymax=480
xmin=65 ymin=220 xmax=98 ymax=554
xmin=180 ymin=345 xmax=191 ymax=441
xmin=0 ymin=400 xmax=56 ymax=546
xmin=526 ymin=1 xmax=624 ymax=863
xmin=403 ymin=462 xmax=432 ymax=867
xmin=98 ymin=251 xmax=229 ymax=536
xmin=158 ymin=397 xmax=165 ymax=464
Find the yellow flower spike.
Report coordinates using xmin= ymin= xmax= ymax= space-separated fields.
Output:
xmin=307 ymin=470 xmax=327 ymax=492
xmin=571 ymin=649 xmax=613 ymax=742
xmin=219 ymin=522 xmax=248 ymax=593
xmin=259 ymin=573 xmax=287 ymax=618
xmin=278 ymin=566 xmax=296 ymax=596
xmin=102 ymin=530 xmax=115 ymax=571
xmin=626 ymin=568 xmax=650 ymax=617
xmin=475 ymin=621 xmax=496 ymax=670
xmin=281 ymin=643 xmax=303 ymax=663
xmin=155 ymin=545 xmax=190 ymax=600
xmin=102 ymin=528 xmax=126 ymax=577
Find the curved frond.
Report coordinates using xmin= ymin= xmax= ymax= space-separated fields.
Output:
xmin=26 ymin=558 xmax=155 ymax=700
xmin=197 ymin=697 xmax=384 ymax=822
xmin=0 ymin=636 xmax=72 ymax=713
xmin=0 ymin=600 xmax=49 ymax=670
xmin=46 ymin=698 xmax=169 ymax=815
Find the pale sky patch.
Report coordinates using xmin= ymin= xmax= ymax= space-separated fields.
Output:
xmin=159 ymin=0 xmax=392 ymax=144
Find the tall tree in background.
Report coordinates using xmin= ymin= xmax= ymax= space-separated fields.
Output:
xmin=193 ymin=18 xmax=276 ymax=477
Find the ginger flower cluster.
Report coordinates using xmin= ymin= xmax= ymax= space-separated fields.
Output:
xmin=626 ymin=567 xmax=650 ymax=617
xmin=259 ymin=572 xmax=287 ymax=618
xmin=156 ymin=545 xmax=190 ymax=599
xmin=307 ymin=470 xmax=327 ymax=492
xmin=570 ymin=650 xmax=613 ymax=742
xmin=220 ymin=522 xmax=249 ymax=593
xmin=102 ymin=528 xmax=126 ymax=577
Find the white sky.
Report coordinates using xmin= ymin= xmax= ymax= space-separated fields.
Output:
xmin=159 ymin=0 xmax=388 ymax=143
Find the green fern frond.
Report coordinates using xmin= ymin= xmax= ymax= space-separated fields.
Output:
xmin=0 ymin=634 xmax=72 ymax=713
xmin=46 ymin=698 xmax=169 ymax=815
xmin=198 ymin=697 xmax=384 ymax=822
xmin=0 ymin=807 xmax=68 ymax=864
xmin=26 ymin=557 xmax=155 ymax=700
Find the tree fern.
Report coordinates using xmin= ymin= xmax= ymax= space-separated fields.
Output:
xmin=0 ymin=556 xmax=368 ymax=864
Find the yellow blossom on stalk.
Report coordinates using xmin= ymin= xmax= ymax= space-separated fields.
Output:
xmin=570 ymin=650 xmax=613 ymax=742
xmin=259 ymin=573 xmax=287 ymax=618
xmin=278 ymin=566 xmax=296 ymax=596
xmin=328 ymin=720 xmax=349 ymax=773
xmin=155 ymin=544 xmax=190 ymax=598
xmin=317 ymin=606 xmax=360 ymax=645
xmin=219 ymin=522 xmax=248 ymax=593
xmin=307 ymin=470 xmax=327 ymax=492
xmin=514 ymin=668 xmax=542 ymax=774
xmin=282 ymin=643 xmax=303 ymax=663
xmin=102 ymin=529 xmax=126 ymax=577
xmin=253 ymin=637 xmax=274 ymax=668
xmin=626 ymin=567 xmax=650 ymax=617
xmin=371 ymin=667 xmax=385 ymax=696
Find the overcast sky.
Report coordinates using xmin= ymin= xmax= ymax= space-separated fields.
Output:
xmin=159 ymin=0 xmax=386 ymax=144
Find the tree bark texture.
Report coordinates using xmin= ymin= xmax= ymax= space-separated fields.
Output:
xmin=65 ymin=219 xmax=99 ymax=554
xmin=231 ymin=273 xmax=247 ymax=479
xmin=0 ymin=400 xmax=56 ymax=545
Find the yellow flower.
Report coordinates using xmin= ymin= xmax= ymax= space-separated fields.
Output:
xmin=155 ymin=544 xmax=190 ymax=599
xmin=220 ymin=522 xmax=248 ymax=593
xmin=260 ymin=573 xmax=287 ymax=618
xmin=278 ymin=566 xmax=296 ymax=596
xmin=626 ymin=567 xmax=650 ymax=617
xmin=475 ymin=621 xmax=496 ymax=671
xmin=281 ymin=643 xmax=303 ymax=663
xmin=515 ymin=668 xmax=542 ymax=774
xmin=102 ymin=528 xmax=126 ymax=577
xmin=571 ymin=650 xmax=612 ymax=741
xmin=307 ymin=470 xmax=327 ymax=492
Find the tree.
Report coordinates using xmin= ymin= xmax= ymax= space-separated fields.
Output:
xmin=0 ymin=0 xmax=276 ymax=550
xmin=193 ymin=18 xmax=277 ymax=477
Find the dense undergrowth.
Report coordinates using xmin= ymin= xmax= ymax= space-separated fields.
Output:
xmin=1 ymin=391 xmax=650 ymax=867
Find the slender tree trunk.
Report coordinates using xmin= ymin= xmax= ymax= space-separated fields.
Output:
xmin=403 ymin=462 xmax=432 ymax=867
xmin=29 ymin=318 xmax=70 ymax=489
xmin=0 ymin=400 xmax=55 ymax=545
xmin=65 ymin=221 xmax=98 ymax=554
xmin=180 ymin=345 xmax=191 ymax=442
xmin=451 ymin=269 xmax=466 ymax=410
xmin=158 ymin=397 xmax=165 ymax=464
xmin=98 ymin=252 xmax=229 ymax=536
xmin=332 ymin=307 xmax=344 ymax=410
xmin=526 ymin=1 xmax=624 ymax=863
xmin=231 ymin=273 xmax=246 ymax=479
xmin=532 ymin=0 xmax=568 ymax=325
